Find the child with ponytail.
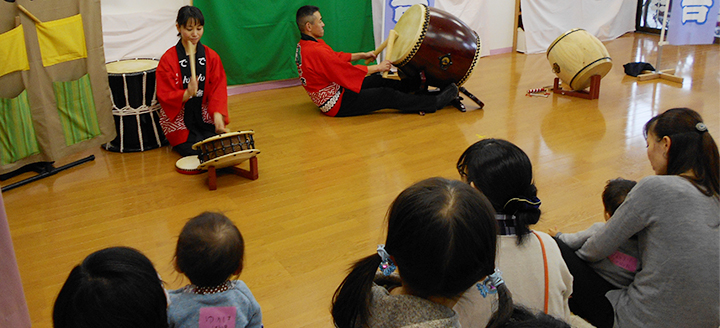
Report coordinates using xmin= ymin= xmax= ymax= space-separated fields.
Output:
xmin=454 ymin=139 xmax=572 ymax=327
xmin=331 ymin=177 xmax=515 ymax=328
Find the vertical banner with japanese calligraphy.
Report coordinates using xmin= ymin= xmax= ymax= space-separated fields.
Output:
xmin=667 ymin=0 xmax=720 ymax=45
xmin=383 ymin=0 xmax=435 ymax=40
xmin=372 ymin=0 xmax=435 ymax=61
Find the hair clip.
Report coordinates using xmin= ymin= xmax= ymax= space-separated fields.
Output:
xmin=696 ymin=122 xmax=708 ymax=133
xmin=477 ymin=269 xmax=504 ymax=298
xmin=503 ymin=196 xmax=541 ymax=210
xmin=377 ymin=244 xmax=396 ymax=276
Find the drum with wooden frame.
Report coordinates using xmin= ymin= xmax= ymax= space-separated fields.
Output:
xmin=192 ymin=131 xmax=259 ymax=170
xmin=389 ymin=4 xmax=481 ymax=88
xmin=103 ymin=58 xmax=168 ymax=152
xmin=547 ymin=29 xmax=613 ymax=91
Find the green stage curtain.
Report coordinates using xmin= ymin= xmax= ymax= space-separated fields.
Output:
xmin=193 ymin=0 xmax=375 ymax=86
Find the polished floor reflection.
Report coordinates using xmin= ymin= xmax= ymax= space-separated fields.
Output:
xmin=3 ymin=32 xmax=718 ymax=328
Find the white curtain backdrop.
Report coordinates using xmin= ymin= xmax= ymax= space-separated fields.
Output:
xmin=434 ymin=0 xmax=492 ymax=57
xmin=101 ymin=0 xmax=189 ymax=62
xmin=521 ymin=0 xmax=636 ymax=54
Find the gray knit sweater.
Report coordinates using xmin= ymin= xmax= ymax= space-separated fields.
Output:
xmin=557 ymin=222 xmax=639 ymax=288
xmin=364 ymin=274 xmax=460 ymax=328
xmin=577 ymin=175 xmax=719 ymax=328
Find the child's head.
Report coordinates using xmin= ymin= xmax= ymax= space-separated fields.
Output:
xmin=53 ymin=247 xmax=168 ymax=328
xmin=332 ymin=177 xmax=505 ymax=328
xmin=602 ymin=178 xmax=637 ymax=220
xmin=384 ymin=177 xmax=498 ymax=298
xmin=175 ymin=212 xmax=244 ymax=287
xmin=457 ymin=138 xmax=541 ymax=244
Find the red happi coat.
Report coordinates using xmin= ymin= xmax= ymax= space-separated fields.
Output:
xmin=295 ymin=36 xmax=368 ymax=117
xmin=156 ymin=44 xmax=229 ymax=146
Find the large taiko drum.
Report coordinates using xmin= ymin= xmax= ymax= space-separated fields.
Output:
xmin=389 ymin=4 xmax=481 ymax=88
xmin=103 ymin=59 xmax=168 ymax=152
xmin=547 ymin=29 xmax=612 ymax=91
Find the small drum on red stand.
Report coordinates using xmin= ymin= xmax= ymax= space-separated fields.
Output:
xmin=103 ymin=59 xmax=168 ymax=152
xmin=193 ymin=131 xmax=259 ymax=170
xmin=175 ymin=131 xmax=260 ymax=190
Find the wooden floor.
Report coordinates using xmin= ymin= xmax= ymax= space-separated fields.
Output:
xmin=3 ymin=32 xmax=718 ymax=328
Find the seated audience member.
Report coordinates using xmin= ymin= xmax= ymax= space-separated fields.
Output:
xmin=168 ymin=212 xmax=262 ymax=328
xmin=562 ymin=108 xmax=719 ymax=328
xmin=550 ymin=178 xmax=639 ymax=327
xmin=332 ymin=177 xmax=516 ymax=328
xmin=454 ymin=139 xmax=572 ymax=327
xmin=53 ymin=246 xmax=168 ymax=328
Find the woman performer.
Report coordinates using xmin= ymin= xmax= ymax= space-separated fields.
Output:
xmin=157 ymin=5 xmax=230 ymax=156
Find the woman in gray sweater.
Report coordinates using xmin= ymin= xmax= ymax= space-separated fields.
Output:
xmin=561 ymin=108 xmax=719 ymax=327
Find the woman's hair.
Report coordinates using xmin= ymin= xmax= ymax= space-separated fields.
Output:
xmin=644 ymin=107 xmax=719 ymax=196
xmin=602 ymin=178 xmax=637 ymax=216
xmin=497 ymin=306 xmax=572 ymax=328
xmin=53 ymin=247 xmax=168 ymax=328
xmin=331 ymin=177 xmax=514 ymax=328
xmin=176 ymin=5 xmax=204 ymax=27
xmin=457 ymin=139 xmax=541 ymax=245
xmin=175 ymin=212 xmax=245 ymax=287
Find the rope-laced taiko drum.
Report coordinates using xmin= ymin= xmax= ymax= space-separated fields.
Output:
xmin=192 ymin=131 xmax=260 ymax=170
xmin=103 ymin=59 xmax=168 ymax=152
xmin=546 ymin=29 xmax=613 ymax=91
xmin=388 ymin=4 xmax=482 ymax=88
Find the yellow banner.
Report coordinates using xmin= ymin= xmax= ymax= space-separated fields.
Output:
xmin=0 ymin=26 xmax=30 ymax=77
xmin=36 ymin=14 xmax=87 ymax=67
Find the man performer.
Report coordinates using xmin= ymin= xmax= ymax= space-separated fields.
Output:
xmin=295 ymin=5 xmax=458 ymax=117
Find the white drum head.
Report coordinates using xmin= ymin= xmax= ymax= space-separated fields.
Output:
xmin=389 ymin=4 xmax=426 ymax=64
xmin=106 ymin=59 xmax=159 ymax=74
xmin=175 ymin=156 xmax=204 ymax=175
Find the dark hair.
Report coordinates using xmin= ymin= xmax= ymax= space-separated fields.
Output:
xmin=332 ymin=177 xmax=514 ymax=328
xmin=602 ymin=178 xmax=637 ymax=216
xmin=498 ymin=306 xmax=572 ymax=328
xmin=644 ymin=107 xmax=719 ymax=197
xmin=175 ymin=212 xmax=245 ymax=287
xmin=53 ymin=247 xmax=168 ymax=328
xmin=176 ymin=5 xmax=204 ymax=27
xmin=296 ymin=5 xmax=320 ymax=32
xmin=457 ymin=139 xmax=541 ymax=245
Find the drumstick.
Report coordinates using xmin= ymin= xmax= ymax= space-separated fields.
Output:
xmin=187 ymin=40 xmax=197 ymax=80
xmin=382 ymin=30 xmax=398 ymax=79
xmin=364 ymin=38 xmax=389 ymax=65
xmin=17 ymin=5 xmax=42 ymax=24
